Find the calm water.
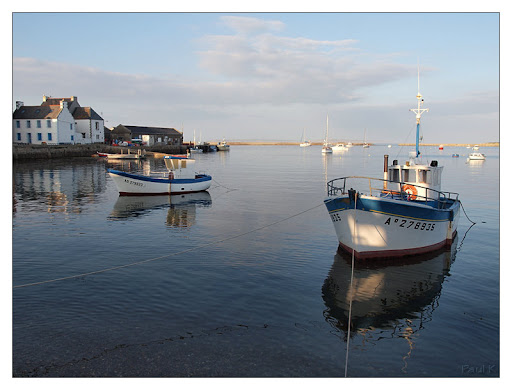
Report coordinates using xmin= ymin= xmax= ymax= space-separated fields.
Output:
xmin=12 ymin=145 xmax=500 ymax=377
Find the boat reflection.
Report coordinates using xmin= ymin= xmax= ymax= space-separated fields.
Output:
xmin=109 ymin=191 xmax=212 ymax=228
xmin=322 ymin=236 xmax=458 ymax=339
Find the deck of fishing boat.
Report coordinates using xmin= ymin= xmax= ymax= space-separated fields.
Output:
xmin=326 ymin=176 xmax=459 ymax=210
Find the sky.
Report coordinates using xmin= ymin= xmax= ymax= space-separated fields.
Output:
xmin=11 ymin=9 xmax=501 ymax=144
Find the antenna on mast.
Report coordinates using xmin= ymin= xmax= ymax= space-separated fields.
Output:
xmin=410 ymin=62 xmax=429 ymax=158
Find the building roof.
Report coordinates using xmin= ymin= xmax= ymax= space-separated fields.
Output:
xmin=121 ymin=125 xmax=182 ymax=137
xmin=72 ymin=107 xmax=103 ymax=120
xmin=13 ymin=105 xmax=63 ymax=120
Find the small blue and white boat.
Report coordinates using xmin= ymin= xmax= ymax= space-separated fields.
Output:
xmin=108 ymin=156 xmax=212 ymax=196
xmin=324 ymin=75 xmax=460 ymax=259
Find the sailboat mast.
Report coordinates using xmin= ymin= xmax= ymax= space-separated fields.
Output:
xmin=409 ymin=64 xmax=429 ymax=158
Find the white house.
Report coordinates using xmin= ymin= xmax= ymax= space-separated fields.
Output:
xmin=13 ymin=96 xmax=104 ymax=145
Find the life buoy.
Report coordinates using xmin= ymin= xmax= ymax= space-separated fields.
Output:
xmin=402 ymin=184 xmax=417 ymax=200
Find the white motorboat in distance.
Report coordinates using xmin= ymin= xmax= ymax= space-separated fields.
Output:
xmin=105 ymin=149 xmax=146 ymax=160
xmin=217 ymin=140 xmax=230 ymax=151
xmin=467 ymin=152 xmax=485 ymax=161
xmin=324 ymin=70 xmax=460 ymax=260
xmin=108 ymin=156 xmax=212 ymax=196
xmin=332 ymin=143 xmax=348 ymax=152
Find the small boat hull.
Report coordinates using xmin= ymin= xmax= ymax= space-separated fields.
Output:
xmin=324 ymin=194 xmax=460 ymax=259
xmin=108 ymin=169 xmax=212 ymax=196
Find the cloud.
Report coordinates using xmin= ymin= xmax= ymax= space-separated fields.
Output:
xmin=220 ymin=15 xmax=285 ymax=34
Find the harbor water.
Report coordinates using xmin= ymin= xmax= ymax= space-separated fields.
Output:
xmin=12 ymin=145 xmax=500 ymax=377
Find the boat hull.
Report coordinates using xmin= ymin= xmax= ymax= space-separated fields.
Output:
xmin=108 ymin=169 xmax=212 ymax=196
xmin=324 ymin=194 xmax=460 ymax=259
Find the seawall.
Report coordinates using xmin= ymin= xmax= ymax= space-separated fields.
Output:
xmin=12 ymin=144 xmax=187 ymax=160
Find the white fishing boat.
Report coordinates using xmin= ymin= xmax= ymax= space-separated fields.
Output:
xmin=108 ymin=156 xmax=212 ymax=196
xmin=321 ymin=114 xmax=333 ymax=154
xmin=347 ymin=142 xmax=353 ymax=148
xmin=324 ymin=71 xmax=460 ymax=259
xmin=300 ymin=129 xmax=311 ymax=147
xmin=217 ymin=139 xmax=230 ymax=151
xmin=467 ymin=152 xmax=486 ymax=161
xmin=472 ymin=145 xmax=480 ymax=151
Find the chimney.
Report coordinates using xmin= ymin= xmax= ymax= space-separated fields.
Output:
xmin=60 ymin=100 xmax=68 ymax=109
xmin=43 ymin=95 xmax=48 ymax=102
xmin=16 ymin=101 xmax=24 ymax=110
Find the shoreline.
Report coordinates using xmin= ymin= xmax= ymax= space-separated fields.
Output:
xmin=12 ymin=141 xmax=499 ymax=160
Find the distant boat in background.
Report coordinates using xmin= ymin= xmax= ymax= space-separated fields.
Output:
xmin=332 ymin=143 xmax=348 ymax=152
xmin=347 ymin=142 xmax=353 ymax=148
xmin=217 ymin=139 xmax=230 ymax=151
xmin=322 ymin=114 xmax=333 ymax=154
xmin=362 ymin=129 xmax=370 ymax=148
xmin=473 ymin=145 xmax=480 ymax=151
xmin=300 ymin=129 xmax=311 ymax=147
xmin=467 ymin=152 xmax=485 ymax=161
xmin=439 ymin=145 xmax=444 ymax=150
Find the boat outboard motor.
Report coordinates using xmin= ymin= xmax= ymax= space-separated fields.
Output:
xmin=430 ymin=160 xmax=438 ymax=167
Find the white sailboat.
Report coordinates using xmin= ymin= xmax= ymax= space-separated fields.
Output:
xmin=321 ymin=114 xmax=333 ymax=154
xmin=300 ymin=129 xmax=311 ymax=147
xmin=362 ymin=128 xmax=370 ymax=148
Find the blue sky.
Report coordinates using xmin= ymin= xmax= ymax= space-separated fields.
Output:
xmin=12 ymin=11 xmax=500 ymax=144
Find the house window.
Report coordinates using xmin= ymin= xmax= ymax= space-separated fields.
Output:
xmin=16 ymin=120 xmax=20 ymax=128
xmin=70 ymin=123 xmax=73 ymax=130
xmin=71 ymin=135 xmax=74 ymax=141
xmin=48 ymin=133 xmax=52 ymax=141
xmin=17 ymin=133 xmax=21 ymax=141
xmin=82 ymin=133 xmax=86 ymax=139
xmin=95 ymin=122 xmax=99 ymax=130
xmin=47 ymin=120 xmax=51 ymax=128
xmin=37 ymin=133 xmax=42 ymax=141
xmin=27 ymin=133 xmax=32 ymax=143
xmin=26 ymin=120 xmax=31 ymax=128
xmin=37 ymin=120 xmax=41 ymax=128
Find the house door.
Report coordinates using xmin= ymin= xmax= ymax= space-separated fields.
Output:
xmin=27 ymin=133 xmax=32 ymax=144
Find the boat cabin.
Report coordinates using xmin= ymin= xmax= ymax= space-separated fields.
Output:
xmin=164 ymin=156 xmax=197 ymax=179
xmin=386 ymin=158 xmax=443 ymax=201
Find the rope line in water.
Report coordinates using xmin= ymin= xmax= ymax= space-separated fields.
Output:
xmin=13 ymin=202 xmax=326 ymax=289
xmin=345 ymin=192 xmax=357 ymax=378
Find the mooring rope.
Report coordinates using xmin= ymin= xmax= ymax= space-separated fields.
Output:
xmin=13 ymin=202 xmax=326 ymax=289
xmin=345 ymin=192 xmax=357 ymax=377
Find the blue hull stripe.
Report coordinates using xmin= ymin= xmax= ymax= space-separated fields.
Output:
xmin=108 ymin=169 xmax=211 ymax=184
xmin=325 ymin=195 xmax=459 ymax=222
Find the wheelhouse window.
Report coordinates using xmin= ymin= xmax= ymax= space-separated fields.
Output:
xmin=390 ymin=168 xmax=400 ymax=182
xmin=418 ymin=169 xmax=428 ymax=184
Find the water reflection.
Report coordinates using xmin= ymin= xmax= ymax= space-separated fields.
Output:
xmin=13 ymin=159 xmax=107 ymax=214
xmin=109 ymin=191 xmax=212 ymax=228
xmin=322 ymin=238 xmax=457 ymax=338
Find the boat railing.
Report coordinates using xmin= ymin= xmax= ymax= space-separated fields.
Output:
xmin=326 ymin=176 xmax=459 ymax=208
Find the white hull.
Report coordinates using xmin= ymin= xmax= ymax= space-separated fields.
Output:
xmin=108 ymin=170 xmax=211 ymax=195
xmin=106 ymin=153 xmax=144 ymax=160
xmin=325 ymin=194 xmax=460 ymax=259
xmin=300 ymin=142 xmax=311 ymax=147
xmin=332 ymin=144 xmax=348 ymax=152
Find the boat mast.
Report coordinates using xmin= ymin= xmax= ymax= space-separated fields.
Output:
xmin=409 ymin=64 xmax=429 ymax=158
